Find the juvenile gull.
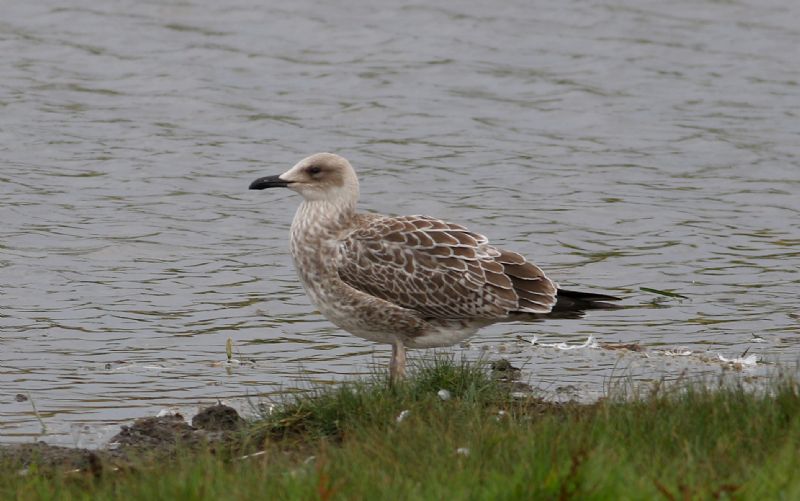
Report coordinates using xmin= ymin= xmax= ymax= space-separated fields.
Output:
xmin=250 ymin=153 xmax=620 ymax=383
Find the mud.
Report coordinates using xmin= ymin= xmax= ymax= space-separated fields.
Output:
xmin=0 ymin=404 xmax=246 ymax=474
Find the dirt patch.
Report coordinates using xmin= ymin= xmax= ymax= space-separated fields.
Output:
xmin=109 ymin=413 xmax=198 ymax=453
xmin=0 ymin=442 xmax=102 ymax=474
xmin=192 ymin=403 xmax=246 ymax=432
xmin=0 ymin=404 xmax=246 ymax=474
xmin=491 ymin=358 xmax=533 ymax=393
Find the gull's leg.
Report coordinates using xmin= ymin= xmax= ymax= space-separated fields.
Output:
xmin=389 ymin=340 xmax=407 ymax=385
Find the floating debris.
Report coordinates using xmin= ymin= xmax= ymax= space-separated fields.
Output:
xmin=718 ymin=354 xmax=758 ymax=366
xmin=111 ymin=364 xmax=166 ymax=372
xmin=599 ymin=342 xmax=644 ymax=352
xmin=156 ymin=407 xmax=182 ymax=418
xmin=531 ymin=336 xmax=598 ymax=350
xmin=211 ymin=359 xmax=241 ymax=367
xmin=640 ymin=287 xmax=689 ymax=300
xmin=663 ymin=348 xmax=693 ymax=356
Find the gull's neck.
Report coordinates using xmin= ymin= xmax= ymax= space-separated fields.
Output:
xmin=290 ymin=198 xmax=356 ymax=289
xmin=291 ymin=198 xmax=357 ymax=244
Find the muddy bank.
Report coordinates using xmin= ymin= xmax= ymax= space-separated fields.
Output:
xmin=0 ymin=359 xmax=543 ymax=474
xmin=1 ymin=404 xmax=247 ymax=474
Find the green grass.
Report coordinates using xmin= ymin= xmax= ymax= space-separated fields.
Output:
xmin=3 ymin=358 xmax=800 ymax=500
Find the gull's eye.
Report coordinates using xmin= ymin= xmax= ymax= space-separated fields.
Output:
xmin=307 ymin=166 xmax=322 ymax=175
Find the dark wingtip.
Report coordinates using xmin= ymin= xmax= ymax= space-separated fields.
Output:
xmin=550 ymin=288 xmax=624 ymax=314
xmin=557 ymin=289 xmax=621 ymax=302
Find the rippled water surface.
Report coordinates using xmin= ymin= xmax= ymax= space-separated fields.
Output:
xmin=2 ymin=0 xmax=799 ymax=445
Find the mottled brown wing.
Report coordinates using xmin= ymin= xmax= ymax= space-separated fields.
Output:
xmin=336 ymin=215 xmax=557 ymax=319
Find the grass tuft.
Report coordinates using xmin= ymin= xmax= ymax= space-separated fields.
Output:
xmin=252 ymin=354 xmax=502 ymax=443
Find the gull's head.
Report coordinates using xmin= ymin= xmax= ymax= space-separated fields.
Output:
xmin=249 ymin=152 xmax=359 ymax=204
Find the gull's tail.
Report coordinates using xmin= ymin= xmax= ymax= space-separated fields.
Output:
xmin=510 ymin=288 xmax=623 ymax=320
xmin=552 ymin=288 xmax=622 ymax=313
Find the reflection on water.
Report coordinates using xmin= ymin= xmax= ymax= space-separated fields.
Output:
xmin=1 ymin=0 xmax=799 ymax=445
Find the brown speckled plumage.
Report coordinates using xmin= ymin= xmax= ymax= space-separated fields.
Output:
xmin=249 ymin=153 xmax=619 ymax=382
xmin=338 ymin=215 xmax=557 ymax=319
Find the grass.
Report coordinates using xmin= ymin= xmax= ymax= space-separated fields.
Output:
xmin=3 ymin=357 xmax=800 ymax=500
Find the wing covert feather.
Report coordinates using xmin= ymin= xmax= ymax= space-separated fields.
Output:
xmin=336 ymin=215 xmax=557 ymax=318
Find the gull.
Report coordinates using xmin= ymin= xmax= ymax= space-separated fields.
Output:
xmin=250 ymin=153 xmax=620 ymax=383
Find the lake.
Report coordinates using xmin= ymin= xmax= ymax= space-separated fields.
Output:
xmin=1 ymin=0 xmax=799 ymax=446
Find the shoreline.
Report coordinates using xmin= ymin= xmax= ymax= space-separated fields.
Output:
xmin=3 ymin=358 xmax=799 ymax=498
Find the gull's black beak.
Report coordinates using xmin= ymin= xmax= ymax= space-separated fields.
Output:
xmin=249 ymin=175 xmax=293 ymax=190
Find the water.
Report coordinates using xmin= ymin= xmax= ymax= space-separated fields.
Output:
xmin=1 ymin=0 xmax=799 ymax=446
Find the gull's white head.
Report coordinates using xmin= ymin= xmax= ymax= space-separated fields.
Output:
xmin=249 ymin=152 xmax=359 ymax=205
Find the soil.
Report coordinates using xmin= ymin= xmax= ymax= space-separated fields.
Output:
xmin=0 ymin=404 xmax=247 ymax=474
